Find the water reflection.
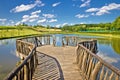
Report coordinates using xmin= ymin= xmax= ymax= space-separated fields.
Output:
xmin=111 ymin=38 xmax=120 ymax=54
xmin=0 ymin=39 xmax=20 ymax=80
xmin=0 ymin=34 xmax=120 ymax=79
xmin=97 ymin=38 xmax=120 ymax=54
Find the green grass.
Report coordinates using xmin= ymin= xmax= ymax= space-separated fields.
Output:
xmin=0 ymin=29 xmax=41 ymax=39
xmin=0 ymin=26 xmax=120 ymax=39
xmin=0 ymin=27 xmax=63 ymax=39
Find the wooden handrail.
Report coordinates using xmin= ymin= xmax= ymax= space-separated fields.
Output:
xmin=79 ymin=40 xmax=98 ymax=53
xmin=5 ymin=39 xmax=38 ymax=80
xmin=5 ymin=36 xmax=120 ymax=80
xmin=76 ymin=40 xmax=120 ymax=80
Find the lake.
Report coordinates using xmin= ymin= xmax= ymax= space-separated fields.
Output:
xmin=0 ymin=34 xmax=120 ymax=79
xmin=0 ymin=39 xmax=20 ymax=80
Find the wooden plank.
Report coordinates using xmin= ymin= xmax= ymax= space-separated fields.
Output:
xmin=32 ymin=45 xmax=82 ymax=80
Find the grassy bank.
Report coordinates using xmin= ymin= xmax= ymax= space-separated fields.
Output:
xmin=77 ymin=31 xmax=120 ymax=38
xmin=57 ymin=31 xmax=120 ymax=38
xmin=0 ymin=26 xmax=120 ymax=39
xmin=0 ymin=26 xmax=62 ymax=39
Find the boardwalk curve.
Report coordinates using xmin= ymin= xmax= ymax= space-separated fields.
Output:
xmin=34 ymin=45 xmax=82 ymax=80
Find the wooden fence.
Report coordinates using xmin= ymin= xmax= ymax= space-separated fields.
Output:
xmin=5 ymin=39 xmax=38 ymax=80
xmin=76 ymin=40 xmax=120 ymax=80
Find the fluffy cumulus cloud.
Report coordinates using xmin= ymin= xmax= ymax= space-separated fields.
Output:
xmin=10 ymin=0 xmax=44 ymax=13
xmin=75 ymin=14 xmax=89 ymax=18
xmin=86 ymin=3 xmax=120 ymax=16
xmin=15 ymin=11 xmax=58 ymax=25
xmin=29 ymin=14 xmax=39 ymax=19
xmin=31 ymin=10 xmax=41 ymax=15
xmin=42 ymin=14 xmax=55 ymax=18
xmin=86 ymin=8 xmax=99 ymax=12
xmin=80 ymin=0 xmax=91 ymax=7
xmin=52 ymin=2 xmax=61 ymax=7
xmin=48 ymin=19 xmax=57 ymax=23
xmin=37 ymin=19 xmax=47 ymax=23
xmin=15 ymin=10 xmax=41 ymax=25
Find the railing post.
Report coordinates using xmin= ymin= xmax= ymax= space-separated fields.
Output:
xmin=35 ymin=37 xmax=38 ymax=47
xmin=24 ymin=64 xmax=29 ymax=80
xmin=91 ymin=40 xmax=97 ymax=54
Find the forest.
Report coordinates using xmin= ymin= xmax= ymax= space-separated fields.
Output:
xmin=61 ymin=16 xmax=120 ymax=32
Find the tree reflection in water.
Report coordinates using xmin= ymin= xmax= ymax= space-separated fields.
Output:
xmin=111 ymin=38 xmax=120 ymax=54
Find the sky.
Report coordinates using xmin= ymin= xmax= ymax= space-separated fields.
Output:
xmin=0 ymin=0 xmax=120 ymax=27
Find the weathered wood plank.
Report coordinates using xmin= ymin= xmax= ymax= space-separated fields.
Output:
xmin=33 ymin=45 xmax=83 ymax=80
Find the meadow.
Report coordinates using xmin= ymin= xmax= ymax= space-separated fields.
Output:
xmin=0 ymin=26 xmax=61 ymax=39
xmin=0 ymin=26 xmax=120 ymax=39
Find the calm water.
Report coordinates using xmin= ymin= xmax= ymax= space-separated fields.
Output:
xmin=0 ymin=39 xmax=20 ymax=80
xmin=0 ymin=34 xmax=120 ymax=79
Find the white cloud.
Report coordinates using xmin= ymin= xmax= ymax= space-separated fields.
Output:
xmin=48 ymin=19 xmax=57 ymax=23
xmin=0 ymin=18 xmax=7 ymax=24
xmin=80 ymin=22 xmax=85 ymax=24
xmin=30 ymin=14 xmax=39 ymax=19
xmin=31 ymin=10 xmax=41 ymax=15
xmin=86 ymin=3 xmax=120 ymax=16
xmin=29 ymin=19 xmax=37 ymax=22
xmin=86 ymin=8 xmax=99 ymax=12
xmin=43 ymin=14 xmax=55 ymax=18
xmin=9 ymin=20 xmax=14 ymax=24
xmin=21 ymin=15 xmax=30 ymax=22
xmin=75 ymin=14 xmax=89 ymax=18
xmin=55 ymin=24 xmax=61 ymax=28
xmin=0 ymin=18 xmax=7 ymax=22
xmin=91 ymin=13 xmax=95 ymax=16
xmin=52 ymin=2 xmax=61 ymax=7
xmin=22 ymin=15 xmax=29 ymax=19
xmin=15 ymin=21 xmax=21 ymax=25
xmin=62 ymin=23 xmax=68 ymax=26
xmin=11 ymin=4 xmax=35 ymax=13
xmin=96 ymin=10 xmax=110 ymax=16
xmin=97 ymin=51 xmax=120 ymax=63
xmin=80 ymin=0 xmax=91 ymax=7
xmin=37 ymin=19 xmax=47 ymax=23
xmin=11 ymin=0 xmax=44 ymax=13
xmin=21 ymin=10 xmax=40 ymax=23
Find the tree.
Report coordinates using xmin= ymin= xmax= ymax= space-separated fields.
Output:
xmin=47 ymin=25 xmax=50 ymax=29
xmin=112 ymin=16 xmax=120 ymax=30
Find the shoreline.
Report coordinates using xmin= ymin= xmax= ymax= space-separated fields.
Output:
xmin=0 ymin=31 xmax=120 ymax=40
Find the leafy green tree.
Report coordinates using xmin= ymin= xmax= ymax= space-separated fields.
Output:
xmin=112 ymin=16 xmax=120 ymax=30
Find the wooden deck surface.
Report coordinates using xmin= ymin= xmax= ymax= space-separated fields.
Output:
xmin=32 ymin=45 xmax=82 ymax=80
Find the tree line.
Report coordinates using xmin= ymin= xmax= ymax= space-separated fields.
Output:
xmin=61 ymin=16 xmax=120 ymax=32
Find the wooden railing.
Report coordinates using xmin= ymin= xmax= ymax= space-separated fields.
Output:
xmin=62 ymin=36 xmax=78 ymax=46
xmin=16 ymin=39 xmax=34 ymax=56
xmin=5 ymin=38 xmax=38 ymax=80
xmin=79 ymin=40 xmax=98 ymax=53
xmin=21 ymin=35 xmax=52 ymax=46
xmin=5 ymin=36 xmax=120 ymax=80
xmin=76 ymin=40 xmax=120 ymax=80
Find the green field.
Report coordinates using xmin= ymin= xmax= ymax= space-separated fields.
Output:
xmin=0 ymin=26 xmax=120 ymax=39
xmin=0 ymin=26 xmax=62 ymax=39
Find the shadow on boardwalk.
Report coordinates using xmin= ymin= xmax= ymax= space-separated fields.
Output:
xmin=32 ymin=51 xmax=64 ymax=80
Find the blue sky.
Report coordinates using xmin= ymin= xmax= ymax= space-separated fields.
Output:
xmin=0 ymin=0 xmax=120 ymax=27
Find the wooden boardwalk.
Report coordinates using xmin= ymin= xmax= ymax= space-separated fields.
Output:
xmin=6 ymin=38 xmax=120 ymax=80
xmin=32 ymin=45 xmax=82 ymax=80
